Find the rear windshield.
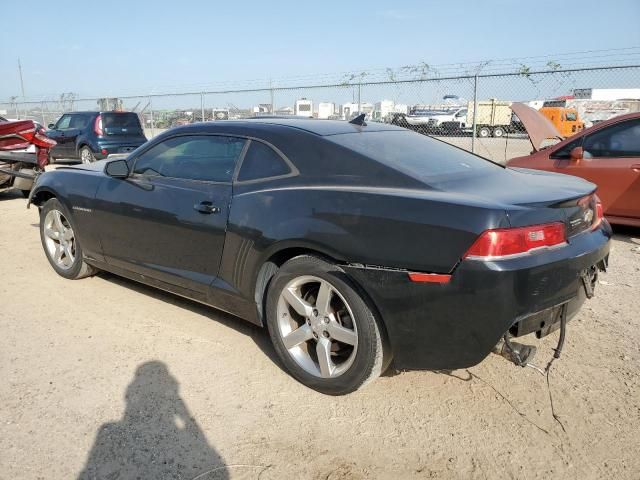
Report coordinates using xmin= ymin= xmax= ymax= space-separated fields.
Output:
xmin=102 ymin=113 xmax=143 ymax=134
xmin=328 ymin=130 xmax=498 ymax=181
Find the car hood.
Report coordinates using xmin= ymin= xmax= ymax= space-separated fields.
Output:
xmin=55 ymin=159 xmax=111 ymax=173
xmin=511 ymin=102 xmax=562 ymax=152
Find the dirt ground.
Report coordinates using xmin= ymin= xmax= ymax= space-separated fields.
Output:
xmin=1 ymin=189 xmax=639 ymax=480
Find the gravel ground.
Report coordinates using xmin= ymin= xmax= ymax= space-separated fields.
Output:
xmin=1 ymin=190 xmax=639 ymax=480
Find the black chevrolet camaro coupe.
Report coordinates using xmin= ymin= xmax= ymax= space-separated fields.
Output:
xmin=29 ymin=118 xmax=611 ymax=394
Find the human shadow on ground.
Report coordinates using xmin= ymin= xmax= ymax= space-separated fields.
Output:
xmin=77 ymin=361 xmax=229 ymax=480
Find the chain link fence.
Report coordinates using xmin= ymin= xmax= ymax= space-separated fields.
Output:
xmin=2 ymin=65 xmax=639 ymax=164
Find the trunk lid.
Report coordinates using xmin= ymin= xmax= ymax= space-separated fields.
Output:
xmin=433 ymin=166 xmax=597 ymax=236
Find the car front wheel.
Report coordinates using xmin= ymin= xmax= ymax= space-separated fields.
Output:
xmin=266 ymin=255 xmax=389 ymax=395
xmin=39 ymin=198 xmax=96 ymax=279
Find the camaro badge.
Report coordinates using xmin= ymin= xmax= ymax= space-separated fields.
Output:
xmin=72 ymin=206 xmax=92 ymax=213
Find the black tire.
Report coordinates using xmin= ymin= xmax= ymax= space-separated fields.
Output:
xmin=492 ymin=126 xmax=505 ymax=138
xmin=79 ymin=146 xmax=96 ymax=164
xmin=265 ymin=255 xmax=389 ymax=395
xmin=39 ymin=198 xmax=96 ymax=279
xmin=20 ymin=189 xmax=30 ymax=198
xmin=477 ymin=126 xmax=491 ymax=138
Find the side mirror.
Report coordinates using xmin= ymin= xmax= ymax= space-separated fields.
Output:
xmin=569 ymin=146 xmax=584 ymax=162
xmin=48 ymin=123 xmax=55 ymax=129
xmin=105 ymin=159 xmax=130 ymax=178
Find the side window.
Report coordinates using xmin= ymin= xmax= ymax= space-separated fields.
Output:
xmin=550 ymin=137 xmax=583 ymax=159
xmin=583 ymin=119 xmax=640 ymax=158
xmin=69 ymin=114 xmax=90 ymax=129
xmin=133 ymin=135 xmax=246 ymax=182
xmin=56 ymin=115 xmax=72 ymax=130
xmin=237 ymin=140 xmax=291 ymax=182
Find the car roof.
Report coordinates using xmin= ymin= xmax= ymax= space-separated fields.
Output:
xmin=190 ymin=118 xmax=404 ymax=136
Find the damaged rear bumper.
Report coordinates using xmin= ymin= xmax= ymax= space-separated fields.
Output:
xmin=343 ymin=223 xmax=612 ymax=371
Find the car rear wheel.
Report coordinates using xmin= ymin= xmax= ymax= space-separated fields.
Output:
xmin=80 ymin=146 xmax=96 ymax=164
xmin=266 ymin=255 xmax=388 ymax=395
xmin=40 ymin=198 xmax=96 ymax=279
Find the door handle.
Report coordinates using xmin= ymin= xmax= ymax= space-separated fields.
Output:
xmin=194 ymin=201 xmax=220 ymax=214
xmin=631 ymin=164 xmax=640 ymax=172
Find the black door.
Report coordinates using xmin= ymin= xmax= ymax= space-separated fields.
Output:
xmin=64 ymin=113 xmax=92 ymax=157
xmin=94 ymin=134 xmax=247 ymax=295
xmin=48 ymin=114 xmax=74 ymax=158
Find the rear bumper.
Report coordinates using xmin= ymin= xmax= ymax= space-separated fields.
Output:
xmin=344 ymin=222 xmax=612 ymax=370
xmin=93 ymin=139 xmax=146 ymax=159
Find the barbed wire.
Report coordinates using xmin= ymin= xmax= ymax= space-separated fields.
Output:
xmin=3 ymin=47 xmax=639 ymax=103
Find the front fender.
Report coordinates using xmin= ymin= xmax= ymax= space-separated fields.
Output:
xmin=28 ymin=169 xmax=106 ymax=261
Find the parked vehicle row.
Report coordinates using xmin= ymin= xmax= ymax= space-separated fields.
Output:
xmin=390 ymin=101 xmax=526 ymax=137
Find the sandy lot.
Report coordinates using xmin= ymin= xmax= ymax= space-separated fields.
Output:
xmin=1 ymin=190 xmax=639 ymax=480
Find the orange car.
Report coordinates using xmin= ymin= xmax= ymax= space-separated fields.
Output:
xmin=508 ymin=105 xmax=640 ymax=227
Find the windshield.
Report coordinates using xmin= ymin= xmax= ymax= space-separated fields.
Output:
xmin=328 ymin=130 xmax=499 ymax=181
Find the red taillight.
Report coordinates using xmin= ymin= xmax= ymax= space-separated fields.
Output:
xmin=464 ymin=222 xmax=566 ymax=260
xmin=592 ymin=195 xmax=604 ymax=230
xmin=94 ymin=114 xmax=103 ymax=136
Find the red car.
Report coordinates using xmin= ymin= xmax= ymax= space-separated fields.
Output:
xmin=508 ymin=105 xmax=640 ymax=227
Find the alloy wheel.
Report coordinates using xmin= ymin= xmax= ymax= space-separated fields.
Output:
xmin=81 ymin=148 xmax=94 ymax=163
xmin=276 ymin=275 xmax=358 ymax=378
xmin=43 ymin=209 xmax=76 ymax=269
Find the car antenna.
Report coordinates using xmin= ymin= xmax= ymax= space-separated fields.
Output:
xmin=349 ymin=113 xmax=367 ymax=126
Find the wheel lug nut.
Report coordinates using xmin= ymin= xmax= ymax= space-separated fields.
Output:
xmin=313 ymin=332 xmax=318 ymax=339
xmin=313 ymin=309 xmax=318 ymax=317
xmin=322 ymin=331 xmax=330 ymax=338
xmin=323 ymin=317 xmax=329 ymax=324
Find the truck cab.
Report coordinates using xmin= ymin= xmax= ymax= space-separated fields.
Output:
xmin=539 ymin=107 xmax=584 ymax=138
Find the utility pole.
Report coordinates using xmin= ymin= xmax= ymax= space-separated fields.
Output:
xmin=471 ymin=74 xmax=479 ymax=154
xmin=149 ymin=96 xmax=155 ymax=137
xmin=269 ymin=79 xmax=274 ymax=114
xmin=18 ymin=58 xmax=26 ymax=119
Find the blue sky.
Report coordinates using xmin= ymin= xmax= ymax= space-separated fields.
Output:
xmin=1 ymin=0 xmax=639 ymax=100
